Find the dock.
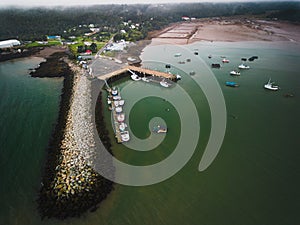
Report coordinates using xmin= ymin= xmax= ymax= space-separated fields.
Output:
xmin=97 ymin=65 xmax=176 ymax=81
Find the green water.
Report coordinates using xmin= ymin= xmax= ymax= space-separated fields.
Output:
xmin=0 ymin=57 xmax=63 ymax=225
xmin=0 ymin=41 xmax=299 ymax=225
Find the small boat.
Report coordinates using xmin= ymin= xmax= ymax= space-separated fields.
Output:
xmin=142 ymin=77 xmax=150 ymax=82
xmin=212 ymin=63 xmax=221 ymax=68
xmin=194 ymin=52 xmax=198 ymax=55
xmin=160 ymin=79 xmax=170 ymax=88
xmin=178 ymin=61 xmax=185 ymax=64
xmin=226 ymin=81 xmax=239 ymax=87
xmin=107 ymin=98 xmax=112 ymax=104
xmin=186 ymin=58 xmax=191 ymax=62
xmin=131 ymin=74 xmax=141 ymax=81
xmin=113 ymin=95 xmax=121 ymax=100
xmin=222 ymin=58 xmax=230 ymax=63
xmin=111 ymin=87 xmax=118 ymax=96
xmin=153 ymin=125 xmax=167 ymax=133
xmin=117 ymin=113 xmax=125 ymax=122
xmin=208 ymin=55 xmax=212 ymax=59
xmin=120 ymin=131 xmax=130 ymax=142
xmin=115 ymin=106 xmax=123 ymax=113
xmin=189 ymin=71 xmax=195 ymax=75
xmin=230 ymin=70 xmax=241 ymax=76
xmin=119 ymin=122 xmax=127 ymax=131
xmin=165 ymin=64 xmax=171 ymax=68
xmin=119 ymin=99 xmax=125 ymax=106
xmin=241 ymin=58 xmax=247 ymax=61
xmin=238 ymin=64 xmax=250 ymax=69
xmin=174 ymin=53 xmax=181 ymax=57
xmin=264 ymin=78 xmax=279 ymax=91
xmin=176 ymin=74 xmax=182 ymax=80
xmin=114 ymin=101 xmax=119 ymax=107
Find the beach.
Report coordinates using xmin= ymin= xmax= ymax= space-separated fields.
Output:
xmin=148 ymin=18 xmax=300 ymax=45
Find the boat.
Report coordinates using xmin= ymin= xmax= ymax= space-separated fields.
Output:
xmin=189 ymin=71 xmax=195 ymax=75
xmin=119 ymin=122 xmax=127 ymax=131
xmin=107 ymin=98 xmax=112 ymax=104
xmin=226 ymin=81 xmax=239 ymax=87
xmin=160 ymin=79 xmax=170 ymax=88
xmin=117 ymin=113 xmax=125 ymax=122
xmin=142 ymin=76 xmax=150 ymax=82
xmin=111 ymin=87 xmax=118 ymax=96
xmin=131 ymin=74 xmax=141 ymax=81
xmin=174 ymin=53 xmax=181 ymax=57
xmin=230 ymin=70 xmax=241 ymax=76
xmin=119 ymin=99 xmax=125 ymax=106
xmin=264 ymin=78 xmax=279 ymax=91
xmin=222 ymin=58 xmax=230 ymax=63
xmin=120 ymin=131 xmax=130 ymax=142
xmin=114 ymin=101 xmax=119 ymax=107
xmin=238 ymin=64 xmax=250 ymax=69
xmin=249 ymin=56 xmax=258 ymax=61
xmin=211 ymin=63 xmax=221 ymax=68
xmin=178 ymin=61 xmax=185 ymax=64
xmin=208 ymin=54 xmax=212 ymax=59
xmin=115 ymin=106 xmax=123 ymax=113
xmin=113 ymin=95 xmax=121 ymax=100
xmin=176 ymin=74 xmax=182 ymax=80
xmin=153 ymin=125 xmax=167 ymax=133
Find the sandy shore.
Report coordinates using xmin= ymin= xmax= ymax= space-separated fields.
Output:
xmin=149 ymin=18 xmax=300 ymax=45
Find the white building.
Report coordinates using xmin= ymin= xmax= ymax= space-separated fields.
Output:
xmin=0 ymin=39 xmax=21 ymax=49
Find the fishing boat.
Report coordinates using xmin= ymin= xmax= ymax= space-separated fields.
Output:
xmin=142 ymin=76 xmax=150 ymax=82
xmin=119 ymin=99 xmax=125 ymax=106
xmin=230 ymin=70 xmax=241 ymax=76
xmin=120 ymin=131 xmax=130 ymax=142
xmin=226 ymin=81 xmax=239 ymax=87
xmin=117 ymin=113 xmax=125 ymax=122
xmin=119 ymin=122 xmax=127 ymax=131
xmin=131 ymin=74 xmax=141 ymax=81
xmin=264 ymin=78 xmax=279 ymax=91
xmin=160 ymin=79 xmax=170 ymax=88
xmin=111 ymin=87 xmax=118 ymax=96
xmin=115 ymin=106 xmax=123 ymax=113
xmin=222 ymin=58 xmax=230 ymax=63
xmin=238 ymin=64 xmax=250 ymax=69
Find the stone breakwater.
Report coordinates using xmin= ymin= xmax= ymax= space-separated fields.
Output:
xmin=38 ymin=59 xmax=113 ymax=219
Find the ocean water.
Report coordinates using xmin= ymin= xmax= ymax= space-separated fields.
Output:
xmin=0 ymin=57 xmax=63 ymax=225
xmin=0 ymin=41 xmax=299 ymax=225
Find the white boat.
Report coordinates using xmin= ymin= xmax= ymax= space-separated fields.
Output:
xmin=160 ymin=79 xmax=170 ymax=88
xmin=264 ymin=78 xmax=279 ymax=91
xmin=222 ymin=58 xmax=230 ymax=63
xmin=230 ymin=70 xmax=241 ymax=76
xmin=131 ymin=74 xmax=141 ymax=81
xmin=115 ymin=106 xmax=123 ymax=113
xmin=119 ymin=122 xmax=127 ymax=131
xmin=120 ymin=131 xmax=130 ymax=142
xmin=176 ymin=74 xmax=182 ymax=80
xmin=107 ymin=98 xmax=112 ymax=104
xmin=119 ymin=99 xmax=125 ymax=106
xmin=114 ymin=101 xmax=119 ymax=107
xmin=111 ymin=87 xmax=118 ymax=96
xmin=238 ymin=64 xmax=250 ymax=69
xmin=117 ymin=113 xmax=125 ymax=122
xmin=113 ymin=95 xmax=121 ymax=100
xmin=142 ymin=76 xmax=150 ymax=82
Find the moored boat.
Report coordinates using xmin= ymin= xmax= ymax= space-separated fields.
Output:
xmin=117 ymin=113 xmax=125 ymax=122
xmin=222 ymin=58 xmax=230 ymax=63
xmin=238 ymin=64 xmax=250 ymax=69
xmin=131 ymin=74 xmax=141 ymax=81
xmin=226 ymin=81 xmax=239 ymax=87
xmin=264 ymin=78 xmax=279 ymax=91
xmin=160 ymin=79 xmax=170 ymax=88
xmin=120 ymin=131 xmax=130 ymax=142
xmin=230 ymin=70 xmax=241 ymax=76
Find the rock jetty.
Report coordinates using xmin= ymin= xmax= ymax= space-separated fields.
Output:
xmin=38 ymin=59 xmax=113 ymax=219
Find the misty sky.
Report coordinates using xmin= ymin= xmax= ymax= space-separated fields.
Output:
xmin=0 ymin=0 xmax=298 ymax=7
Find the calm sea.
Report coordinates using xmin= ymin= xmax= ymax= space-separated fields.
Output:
xmin=0 ymin=41 xmax=299 ymax=225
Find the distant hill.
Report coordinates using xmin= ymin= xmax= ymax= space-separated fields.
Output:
xmin=0 ymin=2 xmax=299 ymax=41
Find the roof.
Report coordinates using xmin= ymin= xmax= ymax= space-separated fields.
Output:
xmin=0 ymin=39 xmax=21 ymax=49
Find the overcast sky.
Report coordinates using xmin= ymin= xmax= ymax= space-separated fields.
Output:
xmin=0 ymin=0 xmax=298 ymax=7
